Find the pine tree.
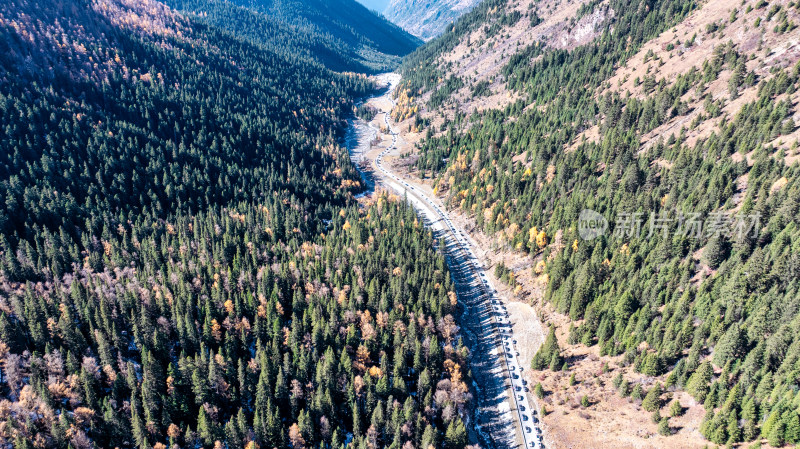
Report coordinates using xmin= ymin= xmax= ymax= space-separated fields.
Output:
xmin=768 ymin=421 xmax=785 ymax=448
xmin=686 ymin=362 xmax=713 ymax=403
xmin=619 ymin=379 xmax=631 ymax=398
xmin=631 ymin=384 xmax=644 ymax=401
xmin=534 ymin=383 xmax=545 ymax=398
xmin=421 ymin=424 xmax=438 ymax=449
xmin=352 ymin=402 xmax=362 ymax=438
xmin=664 ymin=370 xmax=678 ymax=388
xmin=726 ymin=410 xmax=742 ymax=444
xmin=532 ymin=327 xmax=564 ymax=371
xmin=131 ymin=395 xmax=149 ymax=449
xmin=642 ymin=383 xmax=663 ymax=412
xmin=658 ymin=417 xmax=671 ymax=436
xmin=298 ymin=409 xmax=313 ymax=442
xmin=651 ymin=409 xmax=662 ymax=424
xmin=703 ymin=235 xmax=729 ymax=269
xmin=197 ymin=406 xmax=214 ymax=445
xmin=444 ymin=418 xmax=467 ymax=448
xmin=614 ymin=291 xmax=637 ymax=321
xmin=785 ymin=413 xmax=800 ymax=444
xmin=713 ymin=323 xmax=746 ymax=368
xmin=669 ymin=400 xmax=684 ymax=417
xmin=612 ymin=373 xmax=624 ymax=389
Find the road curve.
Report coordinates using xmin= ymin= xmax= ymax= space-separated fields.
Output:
xmin=360 ymin=74 xmax=546 ymax=449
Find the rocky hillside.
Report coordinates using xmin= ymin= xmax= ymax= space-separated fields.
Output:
xmin=384 ymin=0 xmax=481 ymax=41
xmin=396 ymin=0 xmax=800 ymax=447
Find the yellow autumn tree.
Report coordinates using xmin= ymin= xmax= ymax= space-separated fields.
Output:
xmin=529 ymin=226 xmax=538 ymax=243
xmin=211 ymin=319 xmax=222 ymax=341
xmin=288 ymin=423 xmax=306 ymax=449
xmin=447 ymin=291 xmax=458 ymax=306
xmin=354 ymin=345 xmax=371 ymax=372
xmin=536 ymin=230 xmax=548 ymax=249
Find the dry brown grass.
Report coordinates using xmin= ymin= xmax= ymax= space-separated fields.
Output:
xmin=595 ymin=0 xmax=800 ymax=164
xmin=377 ymin=1 xmax=800 ymax=446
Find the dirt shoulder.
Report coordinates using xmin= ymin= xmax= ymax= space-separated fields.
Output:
xmin=371 ymin=83 xmax=715 ymax=449
xmin=359 ymin=78 xmax=528 ymax=449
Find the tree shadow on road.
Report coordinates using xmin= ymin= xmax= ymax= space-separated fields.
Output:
xmin=428 ymin=223 xmax=523 ymax=449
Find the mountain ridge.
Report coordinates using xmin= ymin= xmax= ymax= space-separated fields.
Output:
xmin=0 ymin=1 xmax=467 ymax=449
xmin=389 ymin=0 xmax=800 ymax=447
xmin=165 ymin=0 xmax=420 ymax=72
xmin=384 ymin=0 xmax=482 ymax=41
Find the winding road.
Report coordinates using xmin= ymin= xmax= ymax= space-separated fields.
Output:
xmin=350 ymin=74 xmax=546 ymax=449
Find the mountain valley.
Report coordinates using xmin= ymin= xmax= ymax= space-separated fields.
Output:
xmin=1 ymin=0 xmax=800 ymax=448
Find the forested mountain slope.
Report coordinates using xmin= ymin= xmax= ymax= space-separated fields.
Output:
xmin=396 ymin=0 xmax=800 ymax=446
xmin=0 ymin=0 xmax=369 ymax=262
xmin=166 ymin=0 xmax=421 ymax=73
xmin=384 ymin=0 xmax=482 ymax=41
xmin=0 ymin=0 xmax=467 ymax=448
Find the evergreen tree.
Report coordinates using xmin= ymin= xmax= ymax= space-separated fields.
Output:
xmin=686 ymin=362 xmax=713 ymax=403
xmin=713 ymin=324 xmax=747 ymax=368
xmin=631 ymin=384 xmax=645 ymax=401
xmin=768 ymin=421 xmax=785 ymax=448
xmin=642 ymin=383 xmax=663 ymax=412
xmin=658 ymin=417 xmax=671 ymax=436
xmin=669 ymin=400 xmax=684 ymax=417
xmin=534 ymin=383 xmax=545 ymax=398
xmin=444 ymin=418 xmax=467 ymax=448
xmin=532 ymin=327 xmax=563 ymax=370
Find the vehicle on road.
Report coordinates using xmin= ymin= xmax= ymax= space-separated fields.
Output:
xmin=369 ymin=96 xmax=545 ymax=448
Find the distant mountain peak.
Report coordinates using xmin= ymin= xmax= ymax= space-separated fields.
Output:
xmin=384 ymin=0 xmax=481 ymax=41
